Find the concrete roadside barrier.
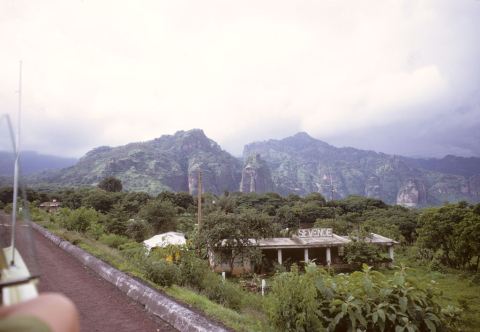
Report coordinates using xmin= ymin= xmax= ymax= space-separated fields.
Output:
xmin=32 ymin=223 xmax=229 ymax=332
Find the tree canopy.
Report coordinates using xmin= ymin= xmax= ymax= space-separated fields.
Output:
xmin=200 ymin=209 xmax=277 ymax=274
xmin=98 ymin=176 xmax=123 ymax=192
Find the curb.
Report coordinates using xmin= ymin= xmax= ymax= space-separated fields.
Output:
xmin=32 ymin=223 xmax=228 ymax=332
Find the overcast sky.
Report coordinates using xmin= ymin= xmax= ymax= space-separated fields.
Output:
xmin=1 ymin=0 xmax=479 ymax=159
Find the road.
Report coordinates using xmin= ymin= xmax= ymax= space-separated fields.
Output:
xmin=0 ymin=211 xmax=178 ymax=332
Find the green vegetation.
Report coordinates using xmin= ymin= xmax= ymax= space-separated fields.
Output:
xmin=98 ymin=176 xmax=123 ymax=192
xmin=266 ymin=262 xmax=462 ymax=331
xmin=3 ymin=185 xmax=480 ymax=331
xmin=417 ymin=201 xmax=480 ymax=271
xmin=2 ymin=130 xmax=478 ymax=205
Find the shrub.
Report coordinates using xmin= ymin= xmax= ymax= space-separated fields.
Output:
xmin=59 ymin=230 xmax=83 ymax=245
xmin=428 ymin=258 xmax=445 ymax=273
xmin=200 ymin=272 xmax=244 ymax=311
xmin=99 ymin=234 xmax=132 ymax=249
xmin=344 ymin=237 xmax=383 ymax=269
xmin=143 ymin=258 xmax=180 ymax=287
xmin=4 ymin=203 xmax=13 ymax=214
xmin=60 ymin=207 xmax=99 ymax=233
xmin=177 ymin=252 xmax=210 ymax=289
xmin=86 ymin=221 xmax=105 ymax=240
xmin=125 ymin=218 xmax=151 ymax=242
xmin=471 ymin=273 xmax=480 ymax=286
xmin=267 ymin=263 xmax=463 ymax=332
xmin=265 ymin=264 xmax=322 ymax=332
xmin=315 ymin=263 xmax=462 ymax=331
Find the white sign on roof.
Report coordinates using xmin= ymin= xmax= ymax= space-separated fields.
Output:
xmin=298 ymin=228 xmax=332 ymax=238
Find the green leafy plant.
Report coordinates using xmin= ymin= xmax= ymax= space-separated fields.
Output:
xmin=143 ymin=257 xmax=181 ymax=287
xmin=314 ymin=263 xmax=462 ymax=332
xmin=265 ymin=264 xmax=322 ymax=332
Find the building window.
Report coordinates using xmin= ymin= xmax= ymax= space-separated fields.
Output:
xmin=338 ymin=246 xmax=344 ymax=256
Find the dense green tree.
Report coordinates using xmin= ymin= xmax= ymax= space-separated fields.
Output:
xmin=0 ymin=186 xmax=14 ymax=204
xmin=286 ymin=193 xmax=303 ymax=205
xmin=62 ymin=193 xmax=83 ymax=210
xmin=200 ymin=209 xmax=277 ymax=274
xmin=139 ymin=200 xmax=176 ymax=234
xmin=174 ymin=191 xmax=195 ymax=209
xmin=344 ymin=235 xmax=384 ymax=269
xmin=125 ymin=191 xmax=152 ymax=206
xmin=157 ymin=191 xmax=176 ymax=203
xmin=105 ymin=203 xmax=130 ymax=236
xmin=417 ymin=203 xmax=468 ymax=268
xmin=217 ymin=195 xmax=237 ymax=213
xmin=125 ymin=218 xmax=152 ymax=242
xmin=363 ymin=205 xmax=419 ymax=243
xmin=299 ymin=202 xmax=331 ymax=223
xmin=263 ymin=205 xmax=276 ymax=216
xmin=275 ymin=205 xmax=301 ymax=230
xmin=334 ymin=195 xmax=387 ymax=215
xmin=98 ymin=176 xmax=123 ymax=192
xmin=82 ymin=189 xmax=114 ymax=213
xmin=0 ymin=186 xmax=40 ymax=204
xmin=304 ymin=192 xmax=326 ymax=206
xmin=263 ymin=192 xmax=286 ymax=208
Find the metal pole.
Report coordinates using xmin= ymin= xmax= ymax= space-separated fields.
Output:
xmin=197 ymin=170 xmax=202 ymax=259
xmin=10 ymin=61 xmax=22 ymax=265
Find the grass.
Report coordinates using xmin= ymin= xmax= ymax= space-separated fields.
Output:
xmin=380 ymin=250 xmax=480 ymax=332
xmin=165 ymin=285 xmax=267 ymax=332
xmin=39 ymin=222 xmax=268 ymax=331
xmin=38 ymin=219 xmax=479 ymax=332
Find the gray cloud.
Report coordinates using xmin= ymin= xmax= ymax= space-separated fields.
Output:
xmin=1 ymin=0 xmax=479 ymax=159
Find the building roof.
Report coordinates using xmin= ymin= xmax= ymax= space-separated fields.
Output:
xmin=39 ymin=202 xmax=61 ymax=207
xmin=253 ymin=233 xmax=398 ymax=249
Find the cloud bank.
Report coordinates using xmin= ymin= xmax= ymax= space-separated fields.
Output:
xmin=1 ymin=0 xmax=479 ymax=159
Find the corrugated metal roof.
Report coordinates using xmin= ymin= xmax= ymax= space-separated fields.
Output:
xmin=251 ymin=232 xmax=398 ymax=249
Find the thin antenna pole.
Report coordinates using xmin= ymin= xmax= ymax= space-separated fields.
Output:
xmin=197 ymin=170 xmax=202 ymax=259
xmin=10 ymin=61 xmax=22 ymax=265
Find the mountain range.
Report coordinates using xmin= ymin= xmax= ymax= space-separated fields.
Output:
xmin=1 ymin=129 xmax=479 ymax=207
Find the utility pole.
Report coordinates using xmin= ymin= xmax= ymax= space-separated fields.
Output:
xmin=198 ymin=170 xmax=202 ymax=259
xmin=330 ymin=170 xmax=335 ymax=234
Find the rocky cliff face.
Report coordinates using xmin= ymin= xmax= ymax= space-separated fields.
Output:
xmin=18 ymin=130 xmax=479 ymax=206
xmin=469 ymin=175 xmax=480 ymax=197
xmin=396 ymin=178 xmax=428 ymax=207
xmin=25 ymin=129 xmax=242 ymax=197
xmin=243 ymin=133 xmax=479 ymax=206
xmin=240 ymin=153 xmax=274 ymax=194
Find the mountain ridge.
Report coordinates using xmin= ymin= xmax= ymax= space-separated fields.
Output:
xmin=1 ymin=130 xmax=479 ymax=206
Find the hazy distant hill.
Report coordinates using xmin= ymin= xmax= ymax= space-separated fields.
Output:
xmin=0 ymin=151 xmax=78 ymax=175
xmin=400 ymin=155 xmax=480 ymax=178
xmin=3 ymin=130 xmax=479 ymax=206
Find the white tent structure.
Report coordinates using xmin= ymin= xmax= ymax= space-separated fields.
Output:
xmin=143 ymin=232 xmax=187 ymax=251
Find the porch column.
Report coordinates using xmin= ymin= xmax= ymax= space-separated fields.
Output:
xmin=304 ymin=248 xmax=309 ymax=262
xmin=277 ymin=249 xmax=283 ymax=265
xmin=326 ymin=247 xmax=331 ymax=266
xmin=388 ymin=246 xmax=394 ymax=261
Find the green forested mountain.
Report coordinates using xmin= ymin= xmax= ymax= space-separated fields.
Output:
xmin=21 ymin=129 xmax=243 ymax=196
xmin=243 ymin=133 xmax=480 ymax=206
xmin=2 ymin=130 xmax=479 ymax=206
